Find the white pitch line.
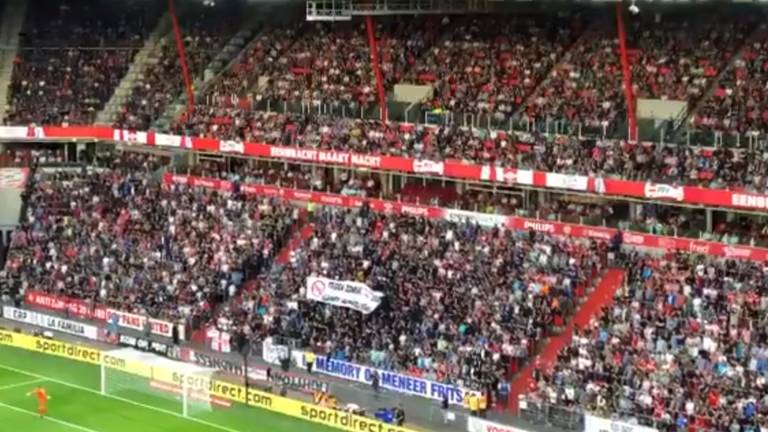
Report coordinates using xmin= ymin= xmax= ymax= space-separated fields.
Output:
xmin=0 ymin=378 xmax=45 ymax=391
xmin=0 ymin=363 xmax=242 ymax=432
xmin=0 ymin=401 xmax=101 ymax=432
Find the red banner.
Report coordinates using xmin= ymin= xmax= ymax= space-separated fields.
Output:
xmin=2 ymin=125 xmax=765 ymax=211
xmin=163 ymin=173 xmax=768 ymax=263
xmin=24 ymin=291 xmax=107 ymax=321
xmin=23 ymin=291 xmax=183 ymax=339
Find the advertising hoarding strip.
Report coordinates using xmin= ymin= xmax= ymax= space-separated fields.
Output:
xmin=23 ymin=291 xmax=184 ymax=340
xmin=2 ymin=125 xmax=764 ymax=211
xmin=164 ymin=173 xmax=768 ymax=263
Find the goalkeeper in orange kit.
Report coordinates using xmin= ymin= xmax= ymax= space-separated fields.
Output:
xmin=26 ymin=385 xmax=50 ymax=417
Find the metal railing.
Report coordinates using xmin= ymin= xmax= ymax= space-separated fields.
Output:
xmin=198 ymin=95 xmax=768 ymax=152
xmin=519 ymin=394 xmax=760 ymax=432
xmin=519 ymin=399 xmax=583 ymax=431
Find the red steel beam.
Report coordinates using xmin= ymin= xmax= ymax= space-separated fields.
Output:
xmin=616 ymin=3 xmax=637 ymax=141
xmin=168 ymin=0 xmax=195 ymax=114
xmin=365 ymin=16 xmax=388 ymax=122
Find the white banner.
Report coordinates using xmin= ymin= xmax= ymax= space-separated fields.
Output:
xmin=294 ymin=352 xmax=474 ymax=406
xmin=413 ymin=160 xmax=445 ymax=176
xmin=480 ymin=166 xmax=533 ymax=185
xmin=3 ymin=306 xmax=99 ymax=340
xmin=262 ymin=337 xmax=290 ymax=365
xmin=154 ymin=133 xmax=182 ymax=148
xmin=545 ymin=173 xmax=589 ymax=191
xmin=113 ymin=129 xmax=148 ymax=145
xmin=220 ymin=140 xmax=244 ymax=154
xmin=584 ymin=414 xmax=658 ymax=432
xmin=444 ymin=209 xmax=506 ymax=228
xmin=0 ymin=168 xmax=30 ymax=189
xmin=644 ymin=182 xmax=684 ymax=201
xmin=106 ymin=309 xmax=182 ymax=340
xmin=467 ymin=417 xmax=528 ymax=432
xmin=305 ymin=277 xmax=383 ymax=314
xmin=0 ymin=126 xmax=43 ymax=139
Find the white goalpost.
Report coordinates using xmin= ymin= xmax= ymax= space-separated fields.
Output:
xmin=100 ymin=348 xmax=218 ymax=418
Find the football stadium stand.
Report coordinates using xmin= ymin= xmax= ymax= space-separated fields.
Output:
xmin=0 ymin=2 xmax=768 ymax=432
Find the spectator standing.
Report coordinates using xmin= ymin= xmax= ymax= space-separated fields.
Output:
xmin=143 ymin=315 xmax=151 ymax=337
xmin=394 ymin=405 xmax=405 ymax=426
xmin=497 ymin=380 xmax=510 ymax=408
xmin=371 ymin=370 xmax=380 ymax=394
xmin=304 ymin=351 xmax=315 ymax=374
xmin=469 ymin=393 xmax=479 ymax=416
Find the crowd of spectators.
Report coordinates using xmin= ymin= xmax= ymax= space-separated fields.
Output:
xmin=526 ymin=250 xmax=768 ymax=431
xmin=695 ymin=30 xmax=768 ymax=135
xmin=629 ymin=14 xmax=750 ymax=103
xmin=258 ymin=21 xmax=374 ymax=107
xmin=525 ymin=27 xmax=624 ymax=132
xmin=254 ymin=18 xmax=434 ymax=110
xmin=407 ymin=15 xmax=581 ymax=122
xmin=0 ymin=148 xmax=66 ymax=167
xmin=115 ymin=6 xmax=238 ymax=130
xmin=173 ymin=108 xmax=768 ymax=193
xmin=363 ymin=11 xmax=756 ymax=133
xmin=204 ymin=28 xmax=298 ymax=103
xmin=3 ymin=145 xmax=767 ymax=431
xmin=526 ymin=12 xmax=752 ymax=133
xmin=172 ymin=107 xmax=297 ymax=143
xmin=527 ymin=139 xmax=767 ymax=193
xmin=390 ymin=179 xmax=768 ymax=248
xmin=6 ymin=0 xmax=158 ymax=125
xmin=1 ymin=152 xmax=296 ymax=326
xmin=8 ymin=6 xmax=768 ymax=142
xmin=250 ymin=206 xmax=606 ymax=390
xmin=0 ymin=150 xmax=610 ymax=393
xmin=181 ymin=155 xmax=768 ymax=251
xmin=188 ymin=158 xmax=380 ymax=198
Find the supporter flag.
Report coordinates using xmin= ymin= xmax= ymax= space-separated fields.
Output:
xmin=113 ymin=129 xmax=147 ymax=145
xmin=206 ymin=327 xmax=231 ymax=353
xmin=26 ymin=126 xmax=44 ymax=139
xmin=305 ymin=277 xmax=383 ymax=314
xmin=480 ymin=166 xmax=533 ymax=185
xmin=413 ymin=160 xmax=445 ymax=176
xmin=220 ymin=140 xmax=245 ymax=154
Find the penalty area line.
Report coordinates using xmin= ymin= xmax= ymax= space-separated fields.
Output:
xmin=0 ymin=401 xmax=101 ymax=432
xmin=0 ymin=363 xmax=242 ymax=432
xmin=0 ymin=377 xmax=46 ymax=391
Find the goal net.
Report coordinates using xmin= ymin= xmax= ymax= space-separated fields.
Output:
xmin=100 ymin=348 xmax=218 ymax=418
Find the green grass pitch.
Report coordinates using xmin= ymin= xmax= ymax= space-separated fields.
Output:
xmin=0 ymin=344 xmax=340 ymax=432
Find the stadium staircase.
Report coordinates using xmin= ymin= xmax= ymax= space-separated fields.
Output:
xmin=0 ymin=0 xmax=28 ymax=123
xmin=187 ymin=210 xmax=312 ymax=344
xmin=95 ymin=14 xmax=172 ymax=125
xmin=152 ymin=26 xmax=259 ymax=131
xmin=275 ymin=210 xmax=314 ymax=266
xmin=506 ymin=268 xmax=626 ymax=414
xmin=514 ymin=26 xmax=594 ymax=120
xmin=667 ymin=23 xmax=768 ymax=142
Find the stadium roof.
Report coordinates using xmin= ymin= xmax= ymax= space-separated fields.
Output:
xmin=306 ymin=0 xmax=768 ymax=20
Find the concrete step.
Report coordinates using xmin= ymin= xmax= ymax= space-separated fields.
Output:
xmin=95 ymin=13 xmax=172 ymax=125
xmin=0 ymin=0 xmax=29 ymax=123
